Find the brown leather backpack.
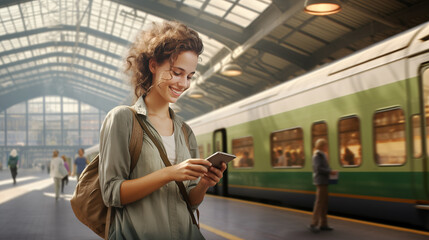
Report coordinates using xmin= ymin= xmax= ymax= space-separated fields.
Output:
xmin=70 ymin=107 xmax=143 ymax=239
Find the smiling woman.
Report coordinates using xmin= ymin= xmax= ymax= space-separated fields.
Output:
xmin=97 ymin=20 xmax=227 ymax=240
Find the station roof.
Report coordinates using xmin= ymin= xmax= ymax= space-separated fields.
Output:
xmin=0 ymin=0 xmax=428 ymax=119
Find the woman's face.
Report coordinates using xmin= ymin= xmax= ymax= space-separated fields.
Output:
xmin=149 ymin=51 xmax=198 ymax=103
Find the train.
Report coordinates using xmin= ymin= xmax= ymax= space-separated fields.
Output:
xmin=187 ymin=21 xmax=429 ymax=229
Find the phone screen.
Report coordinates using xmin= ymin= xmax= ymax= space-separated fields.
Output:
xmin=206 ymin=151 xmax=236 ymax=169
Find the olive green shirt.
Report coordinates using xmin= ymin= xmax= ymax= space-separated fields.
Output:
xmin=99 ymin=97 xmax=204 ymax=240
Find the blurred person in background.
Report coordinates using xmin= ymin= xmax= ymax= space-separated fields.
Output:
xmin=309 ymin=139 xmax=337 ymax=233
xmin=8 ymin=149 xmax=19 ymax=185
xmin=50 ymin=150 xmax=67 ymax=200
xmin=61 ymin=155 xmax=70 ymax=193
xmin=73 ymin=148 xmax=88 ymax=180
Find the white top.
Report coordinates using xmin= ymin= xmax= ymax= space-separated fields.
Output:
xmin=50 ymin=157 xmax=65 ymax=178
xmin=161 ymin=133 xmax=176 ymax=165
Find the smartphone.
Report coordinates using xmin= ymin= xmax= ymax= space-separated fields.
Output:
xmin=206 ymin=151 xmax=236 ymax=169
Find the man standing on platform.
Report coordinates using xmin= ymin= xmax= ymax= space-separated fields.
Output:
xmin=309 ymin=139 xmax=337 ymax=233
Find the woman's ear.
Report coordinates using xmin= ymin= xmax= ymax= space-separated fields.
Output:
xmin=149 ymin=58 xmax=157 ymax=74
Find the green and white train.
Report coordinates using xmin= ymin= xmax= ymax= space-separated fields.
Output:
xmin=187 ymin=21 xmax=429 ymax=228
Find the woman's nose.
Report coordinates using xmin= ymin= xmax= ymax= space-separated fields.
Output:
xmin=177 ymin=76 xmax=188 ymax=87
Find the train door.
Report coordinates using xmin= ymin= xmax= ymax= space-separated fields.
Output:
xmin=420 ymin=65 xmax=429 ymax=200
xmin=213 ymin=128 xmax=228 ymax=196
xmin=409 ymin=24 xmax=429 ymax=228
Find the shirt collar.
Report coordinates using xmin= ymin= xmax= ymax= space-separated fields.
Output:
xmin=132 ymin=96 xmax=181 ymax=122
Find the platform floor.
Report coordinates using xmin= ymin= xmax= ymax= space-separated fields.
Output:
xmin=0 ymin=168 xmax=428 ymax=240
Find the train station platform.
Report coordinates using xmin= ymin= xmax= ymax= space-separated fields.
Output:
xmin=0 ymin=168 xmax=428 ymax=240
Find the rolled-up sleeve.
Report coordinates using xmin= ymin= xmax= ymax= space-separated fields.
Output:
xmin=99 ymin=106 xmax=133 ymax=207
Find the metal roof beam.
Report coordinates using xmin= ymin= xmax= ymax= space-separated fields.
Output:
xmin=245 ymin=0 xmax=300 ymax=38
xmin=0 ymin=83 xmax=118 ymax=113
xmin=0 ymin=71 xmax=127 ymax=99
xmin=0 ymin=53 xmax=122 ymax=81
xmin=0 ymin=41 xmax=121 ymax=59
xmin=0 ymin=0 xmax=31 ymax=8
xmin=110 ymin=0 xmax=244 ymax=47
xmin=253 ymin=39 xmax=311 ymax=70
xmin=0 ymin=25 xmax=130 ymax=46
xmin=206 ymin=76 xmax=246 ymax=98
xmin=344 ymin=2 xmax=405 ymax=29
xmin=191 ymin=0 xmax=303 ymax=89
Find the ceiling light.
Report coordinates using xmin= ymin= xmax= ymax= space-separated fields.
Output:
xmin=220 ymin=63 xmax=242 ymax=77
xmin=304 ymin=0 xmax=342 ymax=16
xmin=188 ymin=88 xmax=206 ymax=99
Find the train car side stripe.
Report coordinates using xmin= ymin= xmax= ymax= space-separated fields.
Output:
xmin=229 ymin=184 xmax=417 ymax=204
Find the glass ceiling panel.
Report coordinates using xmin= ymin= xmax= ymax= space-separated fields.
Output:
xmin=184 ymin=0 xmax=205 ymax=9
xmin=176 ymin=0 xmax=271 ymax=28
xmin=205 ymin=5 xmax=227 ymax=18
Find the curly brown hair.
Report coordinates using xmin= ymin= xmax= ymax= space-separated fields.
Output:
xmin=125 ymin=21 xmax=204 ymax=101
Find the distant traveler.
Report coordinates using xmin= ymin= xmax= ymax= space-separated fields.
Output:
xmin=275 ymin=149 xmax=286 ymax=166
xmin=50 ymin=150 xmax=68 ymax=200
xmin=8 ymin=149 xmax=19 ymax=185
xmin=73 ymin=148 xmax=88 ymax=180
xmin=98 ymin=20 xmax=226 ymax=239
xmin=61 ymin=155 xmax=70 ymax=193
xmin=239 ymin=151 xmax=253 ymax=167
xmin=309 ymin=139 xmax=337 ymax=233
xmin=343 ymin=147 xmax=355 ymax=165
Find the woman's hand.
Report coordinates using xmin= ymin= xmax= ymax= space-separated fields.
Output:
xmin=199 ymin=162 xmax=227 ymax=188
xmin=188 ymin=162 xmax=227 ymax=206
xmin=167 ymin=159 xmax=212 ymax=182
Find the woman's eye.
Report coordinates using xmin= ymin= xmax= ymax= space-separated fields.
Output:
xmin=173 ymin=71 xmax=181 ymax=76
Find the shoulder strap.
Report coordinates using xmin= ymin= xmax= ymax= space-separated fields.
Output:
xmin=182 ymin=124 xmax=190 ymax=150
xmin=133 ymin=115 xmax=198 ymax=227
xmin=128 ymin=107 xmax=143 ymax=172
xmin=105 ymin=107 xmax=144 ymax=239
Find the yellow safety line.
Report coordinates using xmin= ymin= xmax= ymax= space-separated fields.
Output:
xmin=207 ymin=195 xmax=429 ymax=236
xmin=200 ymin=223 xmax=244 ymax=240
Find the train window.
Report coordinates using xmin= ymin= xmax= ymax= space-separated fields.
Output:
xmin=373 ymin=108 xmax=406 ymax=165
xmin=198 ymin=145 xmax=204 ymax=158
xmin=231 ymin=136 xmax=254 ymax=168
xmin=338 ymin=117 xmax=362 ymax=167
xmin=411 ymin=115 xmax=422 ymax=158
xmin=271 ymin=128 xmax=304 ymax=168
xmin=312 ymin=122 xmax=329 ymax=159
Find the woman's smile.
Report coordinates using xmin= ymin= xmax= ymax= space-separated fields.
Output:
xmin=170 ymin=86 xmax=183 ymax=97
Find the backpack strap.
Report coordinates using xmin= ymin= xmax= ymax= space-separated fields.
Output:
xmin=182 ymin=124 xmax=190 ymax=150
xmin=105 ymin=107 xmax=143 ymax=239
xmin=133 ymin=115 xmax=199 ymax=228
xmin=128 ymin=107 xmax=143 ymax=172
xmin=181 ymin=123 xmax=200 ymax=227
